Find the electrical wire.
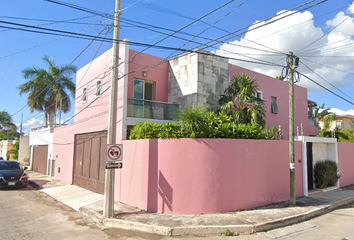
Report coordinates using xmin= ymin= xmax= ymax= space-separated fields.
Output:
xmin=43 ymin=0 xmax=112 ymax=19
xmin=16 ymin=0 xmax=338 ymax=134
xmin=300 ymin=57 xmax=354 ymax=75
xmin=300 ymin=60 xmax=354 ymax=101
xmin=0 ymin=15 xmax=99 ymax=31
xmin=299 ymin=72 xmax=354 ymax=106
xmin=297 ymin=14 xmax=352 ymax=54
xmin=11 ymin=21 xmax=113 ymax=118
xmin=197 ymin=0 xmax=330 ymax=52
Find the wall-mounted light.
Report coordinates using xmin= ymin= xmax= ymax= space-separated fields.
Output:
xmin=142 ymin=71 xmax=147 ymax=77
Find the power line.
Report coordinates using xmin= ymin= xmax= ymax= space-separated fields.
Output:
xmin=297 ymin=13 xmax=352 ymax=54
xmin=16 ymin=0 xmax=332 ymax=129
xmin=299 ymin=72 xmax=354 ymax=106
xmin=2 ymin=2 xmax=322 ymax=58
xmin=300 ymin=61 xmax=354 ymax=102
xmin=198 ymin=0 xmax=330 ymax=52
xmin=300 ymin=57 xmax=354 ymax=75
xmin=11 ymin=22 xmax=112 ymax=119
xmin=43 ymin=0 xmax=112 ymax=19
xmin=0 ymin=15 xmax=99 ymax=30
xmin=168 ymin=0 xmax=250 ymax=55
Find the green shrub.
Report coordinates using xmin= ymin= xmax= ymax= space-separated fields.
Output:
xmin=129 ymin=107 xmax=284 ymax=140
xmin=262 ymin=126 xmax=283 ymax=140
xmin=129 ymin=121 xmax=161 ymax=139
xmin=313 ymin=160 xmax=340 ymax=189
xmin=223 ymin=229 xmax=238 ymax=236
xmin=320 ymin=129 xmax=354 ymax=142
xmin=179 ymin=105 xmax=209 ymax=137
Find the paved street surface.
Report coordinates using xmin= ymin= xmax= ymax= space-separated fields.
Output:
xmin=0 ymin=186 xmax=162 ymax=240
xmin=2 ymin=184 xmax=354 ymax=240
xmin=171 ymin=203 xmax=354 ymax=240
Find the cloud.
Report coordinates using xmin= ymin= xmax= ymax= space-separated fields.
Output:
xmin=18 ymin=118 xmax=45 ymax=134
xmin=214 ymin=3 xmax=354 ymax=93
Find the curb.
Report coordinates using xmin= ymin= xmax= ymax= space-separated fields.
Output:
xmin=28 ymin=180 xmax=42 ymax=190
xmin=79 ymin=196 xmax=354 ymax=236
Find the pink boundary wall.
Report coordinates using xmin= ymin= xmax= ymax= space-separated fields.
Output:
xmin=116 ymin=139 xmax=303 ymax=214
xmin=338 ymin=142 xmax=354 ymax=187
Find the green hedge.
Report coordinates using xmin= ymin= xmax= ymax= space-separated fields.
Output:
xmin=314 ymin=160 xmax=340 ymax=189
xmin=320 ymin=129 xmax=354 ymax=142
xmin=129 ymin=120 xmax=282 ymax=140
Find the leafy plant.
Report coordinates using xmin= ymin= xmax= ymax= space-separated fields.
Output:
xmin=314 ymin=103 xmax=331 ymax=120
xmin=322 ymin=113 xmax=337 ymax=131
xmin=179 ymin=105 xmax=209 ymax=138
xmin=223 ymin=229 xmax=238 ymax=236
xmin=6 ymin=141 xmax=19 ymax=160
xmin=319 ymin=129 xmax=354 ymax=142
xmin=18 ymin=56 xmax=77 ymax=128
xmin=218 ymin=73 xmax=265 ymax=127
xmin=313 ymin=160 xmax=340 ymax=189
xmin=129 ymin=105 xmax=283 ymax=140
xmin=262 ymin=126 xmax=283 ymax=140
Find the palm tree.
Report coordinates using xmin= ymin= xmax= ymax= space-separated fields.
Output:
xmin=314 ymin=103 xmax=331 ymax=119
xmin=218 ymin=73 xmax=265 ymax=126
xmin=0 ymin=110 xmax=18 ymax=140
xmin=0 ymin=110 xmax=17 ymax=131
xmin=7 ymin=140 xmax=19 ymax=160
xmin=18 ymin=56 xmax=77 ymax=128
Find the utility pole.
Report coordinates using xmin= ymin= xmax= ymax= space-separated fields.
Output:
xmin=20 ymin=113 xmax=23 ymax=136
xmin=104 ymin=0 xmax=121 ymax=218
xmin=288 ymin=51 xmax=296 ymax=206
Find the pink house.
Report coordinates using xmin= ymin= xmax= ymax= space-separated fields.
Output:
xmin=51 ymin=41 xmax=329 ymax=214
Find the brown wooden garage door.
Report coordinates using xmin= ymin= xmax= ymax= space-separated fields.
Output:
xmin=73 ymin=131 xmax=107 ymax=194
xmin=32 ymin=145 xmax=48 ymax=175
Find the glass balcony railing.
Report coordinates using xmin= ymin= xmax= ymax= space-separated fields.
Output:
xmin=308 ymin=116 xmax=318 ymax=126
xmin=127 ymin=98 xmax=179 ymax=121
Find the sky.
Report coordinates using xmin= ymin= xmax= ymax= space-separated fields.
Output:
xmin=0 ymin=0 xmax=354 ymax=134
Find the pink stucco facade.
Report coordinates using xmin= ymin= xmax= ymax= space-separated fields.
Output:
xmin=229 ymin=64 xmax=316 ymax=140
xmin=52 ymin=43 xmax=169 ymax=183
xmin=49 ymin=45 xmax=335 ymax=214
xmin=127 ymin=50 xmax=169 ymax=102
xmin=116 ymin=139 xmax=303 ymax=214
xmin=338 ymin=142 xmax=354 ymax=187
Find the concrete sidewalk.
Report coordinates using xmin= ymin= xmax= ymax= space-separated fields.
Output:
xmin=28 ymin=171 xmax=354 ymax=236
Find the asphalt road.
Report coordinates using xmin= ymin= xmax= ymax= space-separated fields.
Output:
xmin=2 ymin=185 xmax=354 ymax=240
xmin=0 ymin=185 xmax=162 ymax=240
xmin=171 ymin=203 xmax=354 ymax=240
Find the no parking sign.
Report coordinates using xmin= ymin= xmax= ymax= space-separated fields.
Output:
xmin=106 ymin=144 xmax=123 ymax=169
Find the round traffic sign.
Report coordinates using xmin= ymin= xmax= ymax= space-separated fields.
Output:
xmin=107 ymin=145 xmax=122 ymax=161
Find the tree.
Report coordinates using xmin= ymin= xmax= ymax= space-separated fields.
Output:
xmin=323 ymin=113 xmax=338 ymax=131
xmin=18 ymin=56 xmax=77 ymax=128
xmin=218 ymin=74 xmax=266 ymax=126
xmin=314 ymin=103 xmax=331 ymax=120
xmin=0 ymin=110 xmax=18 ymax=140
xmin=7 ymin=140 xmax=19 ymax=160
xmin=0 ymin=110 xmax=17 ymax=131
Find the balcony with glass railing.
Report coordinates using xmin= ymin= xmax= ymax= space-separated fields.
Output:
xmin=127 ymin=98 xmax=179 ymax=121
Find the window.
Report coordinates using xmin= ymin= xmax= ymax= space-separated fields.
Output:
xmin=95 ymin=79 xmax=102 ymax=97
xmin=271 ymin=96 xmax=278 ymax=114
xmin=82 ymin=86 xmax=87 ymax=103
xmin=351 ymin=120 xmax=354 ymax=129
xmin=336 ymin=121 xmax=342 ymax=130
xmin=133 ymin=79 xmax=155 ymax=100
xmin=255 ymin=91 xmax=263 ymax=100
xmin=246 ymin=91 xmax=263 ymax=105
